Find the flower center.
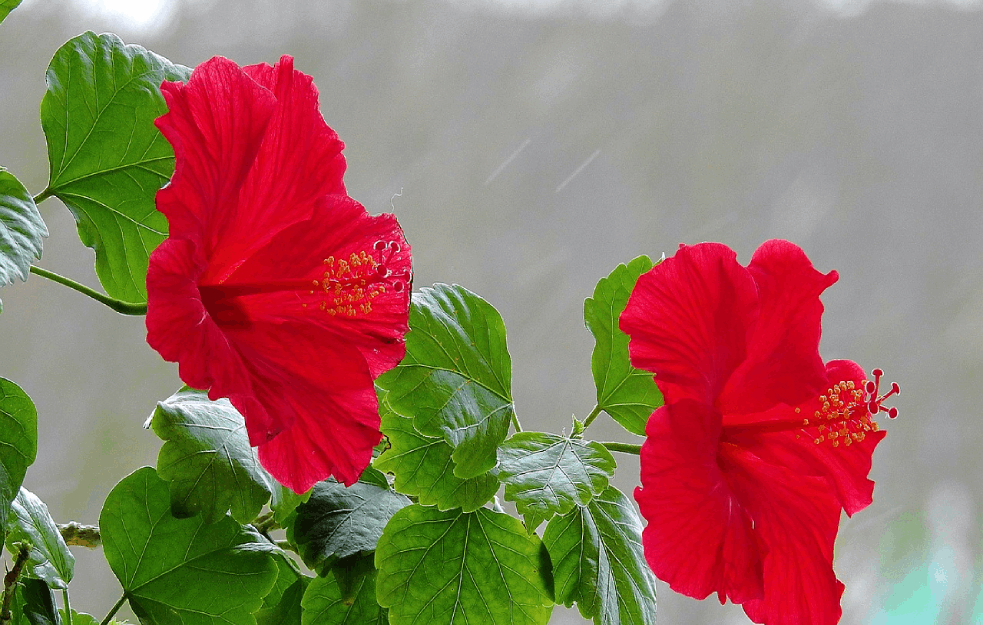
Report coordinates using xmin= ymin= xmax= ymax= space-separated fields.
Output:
xmin=304 ymin=241 xmax=409 ymax=317
xmin=800 ymin=368 xmax=900 ymax=447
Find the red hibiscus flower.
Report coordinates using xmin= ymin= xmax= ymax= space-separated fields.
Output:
xmin=146 ymin=56 xmax=411 ymax=493
xmin=620 ymin=240 xmax=897 ymax=625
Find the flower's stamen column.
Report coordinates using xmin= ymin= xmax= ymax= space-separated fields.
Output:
xmin=309 ymin=241 xmax=409 ymax=317
xmin=808 ymin=368 xmax=900 ymax=447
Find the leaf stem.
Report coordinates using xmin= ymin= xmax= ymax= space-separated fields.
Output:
xmin=62 ymin=589 xmax=72 ymax=625
xmin=30 ymin=266 xmax=147 ymax=315
xmin=1 ymin=544 xmax=30 ymax=625
xmin=100 ymin=594 xmax=126 ymax=625
xmin=582 ymin=404 xmax=603 ymax=428
xmin=599 ymin=441 xmax=642 ymax=455
xmin=33 ymin=188 xmax=52 ymax=204
xmin=510 ymin=412 xmax=522 ymax=433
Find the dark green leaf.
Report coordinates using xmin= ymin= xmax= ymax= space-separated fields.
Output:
xmin=0 ymin=169 xmax=47 ymax=289
xmin=494 ymin=432 xmax=616 ymax=530
xmin=374 ymin=397 xmax=499 ymax=512
xmin=584 ymin=256 xmax=664 ymax=435
xmin=376 ymin=504 xmax=552 ymax=625
xmin=377 ymin=284 xmax=513 ymax=478
xmin=289 ymin=475 xmax=409 ymax=575
xmin=41 ymin=32 xmax=191 ymax=302
xmin=0 ymin=378 xmax=37 ymax=533
xmin=263 ymin=553 xmax=302 ymax=610
xmin=5 ymin=488 xmax=75 ymax=588
xmin=543 ymin=486 xmax=657 ymax=625
xmin=151 ymin=387 xmax=276 ymax=524
xmin=271 ymin=484 xmax=313 ymax=525
xmin=301 ymin=568 xmax=386 ymax=625
xmin=258 ymin=578 xmax=309 ymax=625
xmin=329 ymin=553 xmax=375 ymax=602
xmin=18 ymin=579 xmax=59 ymax=625
xmin=100 ymin=467 xmax=278 ymax=625
xmin=0 ymin=0 xmax=22 ymax=24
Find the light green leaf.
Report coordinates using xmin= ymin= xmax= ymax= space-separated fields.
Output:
xmin=0 ymin=378 xmax=37 ymax=533
xmin=0 ymin=0 xmax=22 ymax=24
xmin=41 ymin=32 xmax=191 ymax=302
xmin=0 ymin=169 xmax=47 ymax=288
xmin=5 ymin=488 xmax=75 ymax=589
xmin=301 ymin=569 xmax=386 ymax=625
xmin=151 ymin=387 xmax=276 ymax=524
xmin=289 ymin=475 xmax=409 ymax=575
xmin=374 ymin=395 xmax=499 ymax=512
xmin=100 ymin=467 xmax=278 ymax=625
xmin=262 ymin=553 xmax=302 ymax=610
xmin=494 ymin=432 xmax=616 ymax=531
xmin=543 ymin=486 xmax=657 ymax=625
xmin=377 ymin=284 xmax=514 ymax=479
xmin=271 ymin=483 xmax=313 ymax=525
xmin=58 ymin=611 xmax=97 ymax=625
xmin=584 ymin=256 xmax=664 ymax=435
xmin=375 ymin=504 xmax=552 ymax=625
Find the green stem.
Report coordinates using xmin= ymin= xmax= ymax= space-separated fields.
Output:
xmin=33 ymin=188 xmax=52 ymax=204
xmin=100 ymin=594 xmax=126 ymax=625
xmin=1 ymin=544 xmax=29 ymax=625
xmin=62 ymin=590 xmax=72 ymax=625
xmin=582 ymin=404 xmax=603 ymax=428
xmin=30 ymin=266 xmax=147 ymax=316
xmin=510 ymin=412 xmax=522 ymax=433
xmin=600 ymin=441 xmax=642 ymax=455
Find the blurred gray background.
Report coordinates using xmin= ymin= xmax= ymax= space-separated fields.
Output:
xmin=0 ymin=0 xmax=976 ymax=622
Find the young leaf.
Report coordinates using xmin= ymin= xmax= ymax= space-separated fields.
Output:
xmin=289 ymin=475 xmax=409 ymax=575
xmin=0 ymin=169 xmax=47 ymax=287
xmin=543 ymin=486 xmax=657 ymax=625
xmin=494 ymin=432 xmax=616 ymax=530
xmin=0 ymin=378 xmax=37 ymax=533
xmin=4 ymin=488 xmax=75 ymax=589
xmin=374 ymin=397 xmax=499 ymax=512
xmin=375 ymin=504 xmax=553 ymax=625
xmin=0 ymin=0 xmax=22 ymax=25
xmin=151 ymin=387 xmax=276 ymax=524
xmin=301 ymin=568 xmax=386 ymax=625
xmin=16 ymin=579 xmax=60 ymax=625
xmin=40 ymin=32 xmax=191 ymax=302
xmin=100 ymin=467 xmax=278 ymax=625
xmin=59 ymin=611 xmax=97 ymax=625
xmin=584 ymin=256 xmax=664 ymax=435
xmin=377 ymin=284 xmax=513 ymax=478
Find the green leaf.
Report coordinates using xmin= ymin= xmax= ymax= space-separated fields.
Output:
xmin=375 ymin=504 xmax=552 ymax=625
xmin=0 ymin=378 xmax=37 ymax=533
xmin=289 ymin=475 xmax=409 ymax=575
xmin=374 ymin=396 xmax=499 ymax=512
xmin=41 ymin=32 xmax=191 ymax=302
xmin=0 ymin=0 xmax=22 ymax=24
xmin=100 ymin=467 xmax=278 ymax=625
xmin=0 ymin=169 xmax=47 ymax=288
xmin=5 ymin=488 xmax=75 ymax=589
xmin=377 ymin=284 xmax=513 ymax=479
xmin=258 ymin=578 xmax=309 ymax=625
xmin=543 ymin=486 xmax=657 ymax=625
xmin=262 ymin=553 xmax=302 ymax=610
xmin=59 ymin=611 xmax=98 ymax=625
xmin=151 ymin=387 xmax=276 ymax=524
xmin=301 ymin=569 xmax=386 ymax=625
xmin=17 ymin=579 xmax=60 ymax=625
xmin=494 ymin=432 xmax=616 ymax=531
xmin=584 ymin=256 xmax=664 ymax=435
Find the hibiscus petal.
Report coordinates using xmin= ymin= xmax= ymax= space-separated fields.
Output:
xmin=620 ymin=242 xmax=758 ymax=405
xmin=207 ymin=56 xmax=347 ymax=277
xmin=725 ymin=359 xmax=886 ymax=516
xmin=155 ymin=57 xmax=277 ymax=248
xmin=635 ymin=401 xmax=764 ymax=605
xmin=721 ymin=444 xmax=845 ymax=625
xmin=145 ymin=238 xmax=272 ymax=431
xmin=218 ymin=195 xmax=411 ymax=378
xmin=719 ymin=239 xmax=837 ymax=415
xmin=230 ymin=322 xmax=382 ymax=492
